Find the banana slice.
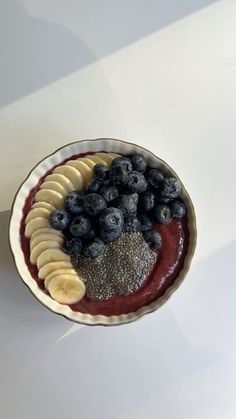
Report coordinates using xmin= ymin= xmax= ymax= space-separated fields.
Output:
xmin=48 ymin=275 xmax=85 ymax=304
xmin=37 ymin=248 xmax=70 ymax=270
xmin=25 ymin=207 xmax=50 ymax=224
xmin=32 ymin=202 xmax=56 ymax=212
xmin=66 ymin=160 xmax=93 ymax=186
xmin=38 ymin=261 xmax=73 ymax=279
xmin=95 ymin=152 xmax=114 ymax=165
xmin=88 ymin=155 xmax=108 ymax=165
xmin=46 ymin=268 xmax=77 ymax=282
xmin=78 ymin=157 xmax=96 ymax=169
xmin=53 ymin=165 xmax=83 ymax=190
xmin=45 ymin=268 xmax=77 ymax=290
xmin=35 ymin=189 xmax=64 ymax=208
xmin=30 ymin=240 xmax=61 ymax=264
xmin=31 ymin=227 xmax=62 ymax=240
xmin=44 ymin=173 xmax=75 ymax=193
xmin=109 ymin=153 xmax=120 ymax=158
xmin=30 ymin=233 xmax=63 ymax=251
xmin=40 ymin=181 xmax=67 ymax=196
xmin=25 ymin=217 xmax=50 ymax=238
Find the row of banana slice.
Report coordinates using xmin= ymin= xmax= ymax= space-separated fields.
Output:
xmin=24 ymin=152 xmax=119 ymax=304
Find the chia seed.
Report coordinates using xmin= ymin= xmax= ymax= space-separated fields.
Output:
xmin=72 ymin=232 xmax=157 ymax=301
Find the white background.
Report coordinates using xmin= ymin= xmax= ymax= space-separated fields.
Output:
xmin=0 ymin=1 xmax=236 ymax=418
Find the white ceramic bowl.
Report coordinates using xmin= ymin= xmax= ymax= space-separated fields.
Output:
xmin=9 ymin=138 xmax=197 ymax=326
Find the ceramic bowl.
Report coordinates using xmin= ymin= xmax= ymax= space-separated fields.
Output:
xmin=9 ymin=138 xmax=197 ymax=326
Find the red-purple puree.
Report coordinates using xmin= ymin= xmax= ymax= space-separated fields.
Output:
xmin=20 ymin=151 xmax=189 ymax=316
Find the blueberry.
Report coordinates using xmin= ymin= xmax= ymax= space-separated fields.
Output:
xmin=112 ymin=156 xmax=132 ymax=172
xmin=113 ymin=195 xmax=137 ymax=217
xmin=154 ymin=205 xmax=172 ymax=224
xmin=147 ymin=169 xmax=165 ymax=188
xmin=171 ymin=200 xmax=187 ymax=219
xmin=131 ymin=154 xmax=147 ymax=173
xmin=130 ymin=192 xmax=139 ymax=205
xmin=62 ymin=237 xmax=82 ymax=257
xmin=84 ymin=193 xmax=107 ymax=216
xmin=87 ymin=178 xmax=103 ymax=193
xmin=127 ymin=171 xmax=148 ymax=193
xmin=69 ymin=215 xmax=92 ymax=237
xmin=109 ymin=165 xmax=128 ymax=186
xmin=99 ymin=207 xmax=124 ymax=231
xmin=49 ymin=209 xmax=71 ymax=231
xmin=123 ymin=215 xmax=140 ymax=233
xmin=138 ymin=191 xmax=155 ymax=212
xmin=99 ymin=185 xmax=119 ymax=203
xmin=138 ymin=214 xmax=153 ymax=231
xmin=116 ymin=189 xmax=139 ymax=205
xmin=100 ymin=227 xmax=123 ymax=242
xmin=64 ymin=191 xmax=85 ymax=215
xmin=156 ymin=195 xmax=174 ymax=204
xmin=161 ymin=177 xmax=181 ymax=199
xmin=83 ymin=227 xmax=96 ymax=240
xmin=83 ymin=237 xmax=105 ymax=258
xmin=93 ymin=163 xmax=110 ymax=181
xmin=143 ymin=230 xmax=162 ymax=250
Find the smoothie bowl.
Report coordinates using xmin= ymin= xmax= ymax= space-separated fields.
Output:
xmin=9 ymin=138 xmax=197 ymax=326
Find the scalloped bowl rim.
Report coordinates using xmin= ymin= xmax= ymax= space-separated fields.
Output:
xmin=9 ymin=138 xmax=197 ymax=326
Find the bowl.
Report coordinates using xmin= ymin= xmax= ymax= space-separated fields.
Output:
xmin=9 ymin=138 xmax=197 ymax=326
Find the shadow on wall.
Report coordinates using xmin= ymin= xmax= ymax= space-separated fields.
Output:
xmin=0 ymin=0 xmax=218 ymax=108
xmin=0 ymin=0 xmax=95 ymax=108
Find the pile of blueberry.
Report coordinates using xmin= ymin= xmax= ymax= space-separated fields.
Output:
xmin=49 ymin=155 xmax=186 ymax=258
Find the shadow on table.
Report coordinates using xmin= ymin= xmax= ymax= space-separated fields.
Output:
xmin=46 ymin=240 xmax=236 ymax=419
xmin=0 ymin=0 xmax=218 ymax=108
xmin=0 ymin=210 xmax=74 ymax=352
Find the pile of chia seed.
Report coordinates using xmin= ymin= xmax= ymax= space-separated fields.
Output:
xmin=72 ymin=232 xmax=157 ymax=300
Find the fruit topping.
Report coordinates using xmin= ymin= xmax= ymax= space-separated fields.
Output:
xmin=93 ymin=163 xmax=110 ymax=181
xmin=48 ymin=275 xmax=85 ymax=305
xmin=138 ymin=214 xmax=153 ymax=232
xmin=84 ymin=193 xmax=107 ymax=216
xmin=83 ymin=237 xmax=105 ymax=258
xmin=160 ymin=177 xmax=181 ymax=199
xmin=123 ymin=215 xmax=140 ymax=233
xmin=127 ymin=171 xmax=148 ymax=193
xmin=143 ymin=231 xmax=162 ymax=250
xmin=99 ymin=207 xmax=124 ymax=231
xmin=109 ymin=164 xmax=129 ymax=186
xmin=138 ymin=191 xmax=155 ymax=212
xmin=62 ymin=237 xmax=83 ymax=257
xmin=154 ymin=204 xmax=172 ymax=224
xmin=131 ymin=154 xmax=147 ymax=173
xmin=113 ymin=194 xmax=137 ymax=217
xmin=49 ymin=209 xmax=71 ymax=230
xmin=99 ymin=185 xmax=119 ymax=203
xmin=64 ymin=191 xmax=85 ymax=215
xmin=87 ymin=178 xmax=103 ymax=193
xmin=69 ymin=215 xmax=92 ymax=237
xmin=171 ymin=200 xmax=187 ymax=219
xmin=43 ymin=152 xmax=187 ymax=261
xmin=111 ymin=156 xmax=133 ymax=172
xmin=100 ymin=227 xmax=123 ymax=242
xmin=147 ymin=169 xmax=164 ymax=188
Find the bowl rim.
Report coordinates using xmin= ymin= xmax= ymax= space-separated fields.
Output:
xmin=9 ymin=138 xmax=197 ymax=326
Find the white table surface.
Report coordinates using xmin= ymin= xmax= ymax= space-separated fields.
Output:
xmin=1 ymin=1 xmax=236 ymax=418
